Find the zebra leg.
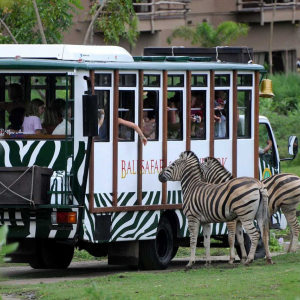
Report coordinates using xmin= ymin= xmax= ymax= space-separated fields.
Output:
xmin=240 ymin=220 xmax=259 ymax=265
xmin=256 ymin=187 xmax=273 ymax=264
xmin=236 ymin=220 xmax=247 ymax=264
xmin=281 ymin=204 xmax=300 ymax=253
xmin=227 ymin=220 xmax=237 ymax=264
xmin=186 ymin=217 xmax=200 ymax=270
xmin=203 ymin=223 xmax=212 ymax=267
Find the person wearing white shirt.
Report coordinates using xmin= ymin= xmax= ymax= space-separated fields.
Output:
xmin=52 ymin=105 xmax=72 ymax=135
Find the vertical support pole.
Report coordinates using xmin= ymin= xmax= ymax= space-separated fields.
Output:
xmin=89 ymin=70 xmax=95 ymax=212
xmin=254 ymin=71 xmax=260 ymax=180
xmin=113 ymin=70 xmax=119 ymax=206
xmin=186 ymin=70 xmax=191 ymax=151
xmin=137 ymin=70 xmax=144 ymax=205
xmin=260 ymin=0 xmax=264 ymax=26
xmin=232 ymin=71 xmax=238 ymax=178
xmin=162 ymin=70 xmax=168 ymax=205
xmin=209 ymin=71 xmax=215 ymax=157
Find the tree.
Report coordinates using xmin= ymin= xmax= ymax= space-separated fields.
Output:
xmin=167 ymin=21 xmax=249 ymax=47
xmin=0 ymin=0 xmax=82 ymax=44
xmin=84 ymin=0 xmax=139 ymax=48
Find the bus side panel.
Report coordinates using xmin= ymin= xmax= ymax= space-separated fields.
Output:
xmin=237 ymin=139 xmax=254 ymax=177
xmin=214 ymin=140 xmax=232 ymax=172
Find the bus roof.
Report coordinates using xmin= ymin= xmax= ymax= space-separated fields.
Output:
xmin=0 ymin=44 xmax=133 ymax=63
xmin=0 ymin=44 xmax=265 ymax=72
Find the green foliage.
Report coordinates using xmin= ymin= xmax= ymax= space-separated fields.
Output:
xmin=269 ymin=234 xmax=284 ymax=252
xmin=259 ymin=73 xmax=300 ymax=169
xmin=0 ymin=0 xmax=82 ymax=44
xmin=0 ymin=225 xmax=18 ymax=263
xmin=167 ymin=21 xmax=249 ymax=47
xmin=91 ymin=0 xmax=139 ymax=47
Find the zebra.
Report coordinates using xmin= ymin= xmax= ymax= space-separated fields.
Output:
xmin=158 ymin=151 xmax=273 ymax=269
xmin=200 ymin=156 xmax=300 ymax=263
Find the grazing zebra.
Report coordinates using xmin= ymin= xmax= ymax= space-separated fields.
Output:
xmin=158 ymin=151 xmax=273 ymax=269
xmin=200 ymin=156 xmax=300 ymax=262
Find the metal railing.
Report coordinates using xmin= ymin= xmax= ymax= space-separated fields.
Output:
xmin=236 ymin=0 xmax=300 ymax=24
xmin=133 ymin=0 xmax=190 ymax=33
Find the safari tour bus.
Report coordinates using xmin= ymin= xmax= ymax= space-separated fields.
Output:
xmin=0 ymin=45 xmax=297 ymax=269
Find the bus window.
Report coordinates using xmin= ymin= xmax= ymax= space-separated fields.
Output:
xmin=143 ymin=91 xmax=159 ymax=141
xmin=191 ymin=91 xmax=206 ymax=139
xmin=30 ymin=76 xmax=47 ymax=102
xmin=237 ymin=90 xmax=251 ymax=139
xmin=167 ymin=91 xmax=183 ymax=140
xmin=118 ymin=90 xmax=135 ymax=141
xmin=259 ymin=124 xmax=276 ymax=168
xmin=214 ymin=90 xmax=229 ymax=139
xmin=95 ymin=90 xmax=110 ymax=142
xmin=55 ymin=76 xmax=72 ymax=101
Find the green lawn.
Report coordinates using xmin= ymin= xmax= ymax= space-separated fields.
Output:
xmin=0 ymin=252 xmax=300 ymax=300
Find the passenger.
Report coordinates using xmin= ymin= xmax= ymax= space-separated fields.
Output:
xmin=7 ymin=107 xmax=26 ymax=133
xmin=43 ymin=107 xmax=59 ymax=134
xmin=259 ymin=139 xmax=272 ymax=155
xmin=98 ymin=109 xmax=107 ymax=141
xmin=52 ymin=104 xmax=72 ymax=135
xmin=191 ymin=93 xmax=204 ymax=138
xmin=50 ymin=98 xmax=65 ymax=124
xmin=167 ymin=92 xmax=181 ymax=138
xmin=0 ymin=83 xmax=24 ymax=114
xmin=22 ymin=99 xmax=45 ymax=134
xmin=143 ymin=92 xmax=157 ymax=140
xmin=214 ymin=91 xmax=226 ymax=138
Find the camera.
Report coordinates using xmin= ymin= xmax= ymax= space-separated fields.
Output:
xmin=194 ymin=115 xmax=201 ymax=124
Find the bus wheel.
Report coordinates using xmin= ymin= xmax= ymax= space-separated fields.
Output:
xmin=171 ymin=246 xmax=179 ymax=259
xmin=41 ymin=240 xmax=74 ymax=269
xmin=139 ymin=216 xmax=173 ymax=270
xmin=235 ymin=233 xmax=266 ymax=260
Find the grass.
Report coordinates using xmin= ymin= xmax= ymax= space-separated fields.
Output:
xmin=1 ymin=252 xmax=300 ymax=299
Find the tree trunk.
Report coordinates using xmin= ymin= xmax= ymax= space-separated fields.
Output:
xmin=0 ymin=18 xmax=18 ymax=44
xmin=83 ymin=0 xmax=108 ymax=45
xmin=32 ymin=0 xmax=47 ymax=44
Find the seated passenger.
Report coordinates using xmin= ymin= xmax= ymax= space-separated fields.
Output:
xmin=52 ymin=105 xmax=72 ymax=135
xmin=143 ymin=109 xmax=156 ymax=140
xmin=98 ymin=109 xmax=107 ymax=141
xmin=43 ymin=107 xmax=59 ymax=134
xmin=50 ymin=98 xmax=65 ymax=124
xmin=0 ymin=83 xmax=24 ymax=114
xmin=22 ymin=99 xmax=45 ymax=134
xmin=7 ymin=107 xmax=25 ymax=133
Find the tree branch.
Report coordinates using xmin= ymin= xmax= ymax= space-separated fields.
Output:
xmin=83 ymin=0 xmax=108 ymax=45
xmin=0 ymin=18 xmax=18 ymax=44
xmin=32 ymin=0 xmax=47 ymax=44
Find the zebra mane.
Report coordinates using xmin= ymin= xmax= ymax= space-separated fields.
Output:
xmin=180 ymin=151 xmax=202 ymax=175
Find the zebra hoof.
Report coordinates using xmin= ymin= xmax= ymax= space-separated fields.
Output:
xmin=266 ymin=259 xmax=275 ymax=265
xmin=204 ymin=261 xmax=211 ymax=267
xmin=228 ymin=259 xmax=234 ymax=265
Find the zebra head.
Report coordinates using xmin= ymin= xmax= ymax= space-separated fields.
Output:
xmin=199 ymin=157 xmax=232 ymax=184
xmin=158 ymin=151 xmax=200 ymax=182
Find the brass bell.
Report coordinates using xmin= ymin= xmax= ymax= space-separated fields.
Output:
xmin=259 ymin=79 xmax=275 ymax=98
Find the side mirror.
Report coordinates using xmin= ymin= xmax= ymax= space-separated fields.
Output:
xmin=288 ymin=135 xmax=298 ymax=157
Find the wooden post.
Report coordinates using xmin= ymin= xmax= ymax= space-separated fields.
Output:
xmin=254 ymin=71 xmax=260 ymax=180
xmin=162 ymin=70 xmax=168 ymax=205
xmin=232 ymin=71 xmax=238 ymax=178
xmin=113 ymin=70 xmax=119 ymax=206
xmin=137 ymin=70 xmax=144 ymax=205
xmin=209 ymin=71 xmax=215 ymax=157
xmin=186 ymin=71 xmax=191 ymax=151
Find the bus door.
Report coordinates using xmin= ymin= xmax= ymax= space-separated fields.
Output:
xmin=190 ymin=72 xmax=210 ymax=161
xmin=214 ymin=72 xmax=232 ymax=172
xmin=141 ymin=73 xmax=162 ymax=204
xmin=237 ymin=72 xmax=255 ymax=177
xmin=167 ymin=72 xmax=186 ymax=205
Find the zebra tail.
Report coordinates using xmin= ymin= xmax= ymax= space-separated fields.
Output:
xmin=260 ymin=184 xmax=270 ymax=238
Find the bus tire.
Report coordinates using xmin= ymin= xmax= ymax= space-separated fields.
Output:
xmin=139 ymin=216 xmax=173 ymax=270
xmin=28 ymin=253 xmax=47 ymax=269
xmin=235 ymin=233 xmax=266 ymax=260
xmin=171 ymin=245 xmax=179 ymax=259
xmin=41 ymin=240 xmax=74 ymax=269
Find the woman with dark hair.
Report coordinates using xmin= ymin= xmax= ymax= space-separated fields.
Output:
xmin=43 ymin=107 xmax=59 ymax=134
xmin=7 ymin=107 xmax=26 ymax=132
xmin=22 ymin=98 xmax=45 ymax=134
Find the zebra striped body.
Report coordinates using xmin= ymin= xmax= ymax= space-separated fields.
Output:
xmin=159 ymin=151 xmax=273 ymax=268
xmin=200 ymin=157 xmax=300 ymax=260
